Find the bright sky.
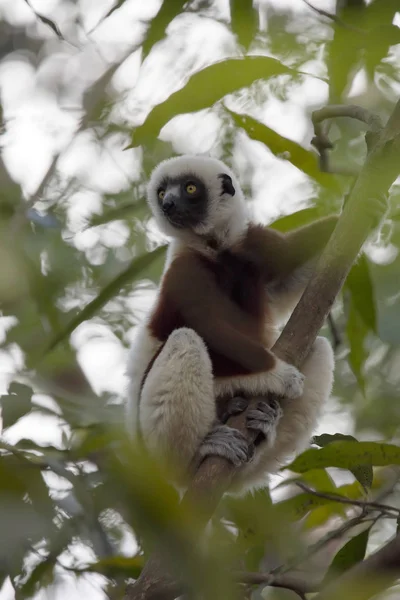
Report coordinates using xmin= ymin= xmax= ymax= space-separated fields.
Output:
xmin=0 ymin=0 xmax=397 ymax=597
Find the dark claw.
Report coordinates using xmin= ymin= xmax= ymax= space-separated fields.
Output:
xmin=220 ymin=396 xmax=249 ymax=423
xmin=246 ymin=398 xmax=283 ymax=446
xmin=198 ymin=424 xmax=254 ymax=466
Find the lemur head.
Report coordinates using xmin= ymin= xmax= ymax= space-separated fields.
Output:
xmin=147 ymin=155 xmax=248 ymax=248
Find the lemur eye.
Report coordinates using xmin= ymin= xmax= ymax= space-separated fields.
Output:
xmin=186 ymin=183 xmax=197 ymax=194
xmin=158 ymin=188 xmax=165 ymax=200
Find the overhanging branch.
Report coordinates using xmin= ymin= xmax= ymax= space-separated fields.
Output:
xmin=125 ymin=98 xmax=400 ymax=600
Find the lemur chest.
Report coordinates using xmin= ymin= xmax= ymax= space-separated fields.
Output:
xmin=148 ymin=250 xmax=267 ymax=344
xmin=209 ymin=251 xmax=266 ymax=317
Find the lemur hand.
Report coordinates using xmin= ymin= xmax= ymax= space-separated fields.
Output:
xmin=198 ymin=424 xmax=254 ymax=467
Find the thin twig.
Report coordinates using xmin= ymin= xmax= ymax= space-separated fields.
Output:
xmin=311 ymin=104 xmax=383 ymax=172
xmin=295 ymin=481 xmax=400 ymax=518
xmin=236 ymin=571 xmax=320 ymax=595
xmin=277 ymin=513 xmax=380 ymax=576
xmin=302 ymin=0 xmax=365 ymax=33
xmin=313 ymin=105 xmax=384 ymax=132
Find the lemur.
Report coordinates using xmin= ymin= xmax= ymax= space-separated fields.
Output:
xmin=126 ymin=154 xmax=384 ymax=493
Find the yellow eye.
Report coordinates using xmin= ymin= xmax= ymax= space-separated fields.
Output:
xmin=186 ymin=183 xmax=197 ymax=194
xmin=158 ymin=189 xmax=165 ymax=200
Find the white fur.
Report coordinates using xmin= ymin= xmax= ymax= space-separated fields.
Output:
xmin=126 ymin=319 xmax=162 ymax=435
xmin=126 ymin=155 xmax=335 ymax=494
xmin=138 ymin=328 xmax=215 ymax=482
xmin=147 ymin=155 xmax=249 ymax=250
xmin=214 ymin=358 xmax=304 ymax=400
xmin=230 ymin=337 xmax=334 ymax=493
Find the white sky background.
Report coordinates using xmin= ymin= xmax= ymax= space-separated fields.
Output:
xmin=0 ymin=0 xmax=399 ymax=598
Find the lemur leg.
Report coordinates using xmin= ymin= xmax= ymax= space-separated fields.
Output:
xmin=140 ymin=328 xmax=253 ymax=476
xmin=229 ymin=336 xmax=334 ymax=494
xmin=139 ymin=327 xmax=215 ymax=472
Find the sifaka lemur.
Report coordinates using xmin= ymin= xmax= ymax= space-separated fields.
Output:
xmin=126 ymin=154 xmax=385 ymax=493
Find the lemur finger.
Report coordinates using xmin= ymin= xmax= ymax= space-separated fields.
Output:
xmin=198 ymin=424 xmax=254 ymax=466
xmin=220 ymin=396 xmax=248 ymax=423
xmin=246 ymin=399 xmax=283 ymax=446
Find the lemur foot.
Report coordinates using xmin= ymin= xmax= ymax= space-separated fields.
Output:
xmin=365 ymin=193 xmax=387 ymax=226
xmin=274 ymin=359 xmax=305 ymax=399
xmin=220 ymin=396 xmax=249 ymax=423
xmin=198 ymin=424 xmax=254 ymax=467
xmin=246 ymin=398 xmax=283 ymax=447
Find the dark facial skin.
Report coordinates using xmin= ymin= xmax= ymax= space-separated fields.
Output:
xmin=157 ymin=174 xmax=209 ymax=229
xmin=156 ymin=173 xmax=235 ymax=229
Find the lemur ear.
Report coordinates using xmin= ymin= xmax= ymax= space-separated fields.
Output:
xmin=218 ymin=173 xmax=235 ymax=197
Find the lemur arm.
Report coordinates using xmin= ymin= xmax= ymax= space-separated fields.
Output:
xmin=282 ymin=215 xmax=339 ymax=275
xmin=164 ymin=253 xmax=276 ymax=373
xmin=241 ymin=216 xmax=339 ymax=281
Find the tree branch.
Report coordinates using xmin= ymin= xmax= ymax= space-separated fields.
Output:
xmin=125 ymin=98 xmax=400 ymax=600
xmin=236 ymin=570 xmax=320 ymax=595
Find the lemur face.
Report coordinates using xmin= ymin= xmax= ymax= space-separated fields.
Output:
xmin=147 ymin=155 xmax=246 ymax=242
xmin=155 ymin=173 xmax=209 ymax=229
xmin=155 ymin=172 xmax=235 ymax=229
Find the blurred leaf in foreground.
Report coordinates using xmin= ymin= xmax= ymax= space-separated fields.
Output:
xmin=44 ymin=245 xmax=166 ymax=354
xmin=131 ymin=57 xmax=295 ymax=146
xmin=323 ymin=527 xmax=370 ymax=583
xmin=0 ymin=383 xmax=33 ymax=429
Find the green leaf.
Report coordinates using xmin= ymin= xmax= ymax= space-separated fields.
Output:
xmin=230 ymin=0 xmax=258 ymax=50
xmin=269 ymin=207 xmax=321 ymax=232
xmin=274 ymin=467 xmax=337 ymax=492
xmin=142 ymin=0 xmax=187 ymax=58
xmin=131 ymin=57 xmax=295 ymax=146
xmin=244 ymin=544 xmax=265 ymax=572
xmin=324 ymin=528 xmax=370 ymax=583
xmin=87 ymin=555 xmax=144 ymax=578
xmin=285 ymin=441 xmax=400 ymax=474
xmin=0 ymin=383 xmax=32 ymax=429
xmin=313 ymin=433 xmax=357 ymax=446
xmin=89 ymin=198 xmax=147 ymax=227
xmin=44 ymin=245 xmax=166 ymax=353
xmin=303 ymin=503 xmax=345 ymax=530
xmin=313 ymin=434 xmax=373 ymax=490
xmin=223 ymin=489 xmax=274 ymax=539
xmin=350 ymin=465 xmax=373 ymax=492
xmin=346 ymin=299 xmax=368 ymax=393
xmin=345 ymin=255 xmax=377 ymax=332
xmin=277 ymin=492 xmax=339 ymax=520
xmin=225 ymin=109 xmax=337 ymax=189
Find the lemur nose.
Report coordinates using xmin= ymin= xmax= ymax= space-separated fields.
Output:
xmin=162 ymin=194 xmax=176 ymax=215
